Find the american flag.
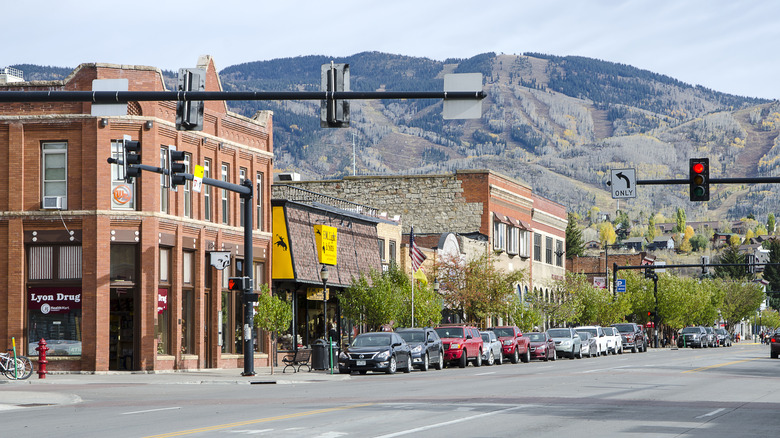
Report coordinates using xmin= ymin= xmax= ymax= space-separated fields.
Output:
xmin=409 ymin=227 xmax=426 ymax=272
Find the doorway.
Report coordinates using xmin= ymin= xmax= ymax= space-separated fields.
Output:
xmin=109 ymin=288 xmax=135 ymax=370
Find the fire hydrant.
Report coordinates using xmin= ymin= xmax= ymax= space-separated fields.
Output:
xmin=35 ymin=338 xmax=49 ymax=379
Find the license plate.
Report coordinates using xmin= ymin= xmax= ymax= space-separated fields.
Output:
xmin=356 ymin=360 xmax=366 ymax=366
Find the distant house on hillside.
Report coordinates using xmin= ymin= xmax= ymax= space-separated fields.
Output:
xmin=621 ymin=237 xmax=647 ymax=251
xmin=647 ymin=236 xmax=675 ymax=251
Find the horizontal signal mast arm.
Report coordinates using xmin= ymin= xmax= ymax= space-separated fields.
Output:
xmin=0 ymin=90 xmax=486 ymax=103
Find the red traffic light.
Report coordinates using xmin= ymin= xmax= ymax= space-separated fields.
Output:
xmin=692 ymin=162 xmax=705 ymax=174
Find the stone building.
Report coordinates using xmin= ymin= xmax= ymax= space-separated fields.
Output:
xmin=0 ymin=57 xmax=274 ymax=372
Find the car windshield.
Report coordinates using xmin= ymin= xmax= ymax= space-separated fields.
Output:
xmin=491 ymin=328 xmax=515 ymax=337
xmin=578 ymin=328 xmax=597 ymax=336
xmin=716 ymin=329 xmax=727 ymax=335
xmin=480 ymin=333 xmax=491 ymax=343
xmin=682 ymin=327 xmax=701 ymax=334
xmin=398 ymin=331 xmax=425 ymax=343
xmin=435 ymin=327 xmax=464 ymax=338
xmin=548 ymin=329 xmax=572 ymax=338
xmin=352 ymin=334 xmax=392 ymax=347
xmin=603 ymin=328 xmax=614 ymax=335
xmin=526 ymin=333 xmax=545 ymax=342
xmin=612 ymin=324 xmax=633 ymax=333
xmin=578 ymin=333 xmax=590 ymax=340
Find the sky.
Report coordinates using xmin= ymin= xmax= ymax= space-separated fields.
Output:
xmin=4 ymin=1 xmax=779 ymax=100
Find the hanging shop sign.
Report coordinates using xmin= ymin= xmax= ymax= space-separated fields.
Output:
xmin=314 ymin=224 xmax=338 ymax=265
xmin=28 ymin=287 xmax=82 ymax=314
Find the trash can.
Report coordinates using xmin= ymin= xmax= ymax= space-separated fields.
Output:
xmin=312 ymin=339 xmax=339 ymax=370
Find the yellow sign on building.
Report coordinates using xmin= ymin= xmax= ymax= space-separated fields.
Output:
xmin=314 ymin=224 xmax=338 ymax=265
xmin=272 ymin=206 xmax=294 ymax=279
xmin=306 ymin=287 xmax=330 ymax=301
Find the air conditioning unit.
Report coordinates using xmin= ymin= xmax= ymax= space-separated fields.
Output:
xmin=42 ymin=196 xmax=63 ymax=210
xmin=275 ymin=172 xmax=301 ymax=182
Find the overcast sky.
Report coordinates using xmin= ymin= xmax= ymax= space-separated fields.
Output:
xmin=4 ymin=1 xmax=779 ymax=99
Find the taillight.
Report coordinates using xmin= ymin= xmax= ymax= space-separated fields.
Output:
xmin=772 ymin=338 xmax=777 ymax=343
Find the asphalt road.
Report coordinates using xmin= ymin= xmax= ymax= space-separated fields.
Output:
xmin=3 ymin=342 xmax=778 ymax=437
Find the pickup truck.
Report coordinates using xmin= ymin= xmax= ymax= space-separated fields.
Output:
xmin=611 ymin=323 xmax=647 ymax=353
xmin=489 ymin=326 xmax=531 ymax=363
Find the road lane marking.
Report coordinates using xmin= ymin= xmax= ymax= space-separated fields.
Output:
xmin=682 ymin=357 xmax=761 ymax=373
xmin=371 ymin=405 xmax=523 ymax=438
xmin=123 ymin=407 xmax=181 ymax=415
xmin=696 ymin=408 xmax=725 ymax=419
xmin=143 ymin=403 xmax=374 ymax=438
xmin=474 ymin=371 xmax=496 ymax=376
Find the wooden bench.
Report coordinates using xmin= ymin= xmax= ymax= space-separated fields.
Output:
xmin=282 ymin=348 xmax=312 ymax=373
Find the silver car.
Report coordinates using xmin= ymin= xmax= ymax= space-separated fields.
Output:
xmin=548 ymin=327 xmax=582 ymax=359
xmin=480 ymin=331 xmax=503 ymax=365
xmin=578 ymin=332 xmax=598 ymax=357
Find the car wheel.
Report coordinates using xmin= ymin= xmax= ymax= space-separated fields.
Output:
xmin=486 ymin=351 xmax=494 ymax=366
xmin=771 ymin=350 xmax=778 ymax=359
xmin=577 ymin=347 xmax=583 ymax=359
xmin=386 ymin=356 xmax=397 ymax=374
xmin=435 ymin=351 xmax=444 ymax=370
xmin=631 ymin=345 xmax=637 ymax=353
xmin=474 ymin=350 xmax=483 ymax=367
xmin=459 ymin=350 xmax=467 ymax=368
xmin=420 ymin=353 xmax=429 ymax=372
xmin=359 ymin=370 xmax=367 ymax=375
xmin=551 ymin=349 xmax=557 ymax=361
xmin=543 ymin=350 xmax=550 ymax=361
xmin=403 ymin=356 xmax=411 ymax=373
xmin=511 ymin=348 xmax=519 ymax=364
xmin=618 ymin=346 xmax=623 ymax=354
xmin=497 ymin=351 xmax=504 ymax=365
xmin=569 ymin=347 xmax=576 ymax=360
xmin=522 ymin=349 xmax=531 ymax=363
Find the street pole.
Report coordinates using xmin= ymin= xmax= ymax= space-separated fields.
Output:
xmin=241 ymin=179 xmax=256 ymax=376
xmin=653 ymin=274 xmax=659 ymax=348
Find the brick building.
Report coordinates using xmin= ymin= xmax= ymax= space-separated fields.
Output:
xmin=0 ymin=56 xmax=274 ymax=372
xmin=277 ymin=170 xmax=567 ymax=304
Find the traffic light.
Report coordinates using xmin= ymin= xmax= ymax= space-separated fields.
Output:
xmin=176 ymin=68 xmax=205 ymax=131
xmin=320 ymin=62 xmax=350 ymax=128
xmin=167 ymin=149 xmax=187 ymax=189
xmin=122 ymin=135 xmax=141 ymax=183
xmin=648 ymin=311 xmax=655 ymax=318
xmin=227 ymin=276 xmax=251 ymax=291
xmin=689 ymin=158 xmax=710 ymax=201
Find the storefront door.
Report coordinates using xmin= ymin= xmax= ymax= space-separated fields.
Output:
xmin=109 ymin=288 xmax=135 ymax=371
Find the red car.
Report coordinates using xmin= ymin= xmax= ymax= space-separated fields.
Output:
xmin=489 ymin=326 xmax=531 ymax=363
xmin=434 ymin=325 xmax=484 ymax=368
xmin=526 ymin=332 xmax=556 ymax=361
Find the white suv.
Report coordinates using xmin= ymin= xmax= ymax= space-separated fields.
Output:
xmin=602 ymin=326 xmax=623 ymax=355
xmin=575 ymin=326 xmax=608 ymax=356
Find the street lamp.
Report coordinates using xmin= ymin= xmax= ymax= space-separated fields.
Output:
xmin=433 ymin=278 xmax=440 ymax=293
xmin=320 ymin=265 xmax=329 ymax=342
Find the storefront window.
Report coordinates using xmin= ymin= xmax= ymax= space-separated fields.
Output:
xmin=157 ymin=288 xmax=169 ymax=354
xmin=27 ymin=287 xmax=82 ymax=356
xmin=110 ymin=245 xmax=136 ymax=283
xmin=181 ymin=289 xmax=194 ymax=354
xmin=221 ymin=291 xmax=232 ymax=353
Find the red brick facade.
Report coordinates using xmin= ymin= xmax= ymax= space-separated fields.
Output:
xmin=0 ymin=57 xmax=273 ymax=372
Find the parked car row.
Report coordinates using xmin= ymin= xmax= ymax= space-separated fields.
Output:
xmin=337 ymin=322 xmax=650 ymax=375
xmin=677 ymin=326 xmax=734 ymax=348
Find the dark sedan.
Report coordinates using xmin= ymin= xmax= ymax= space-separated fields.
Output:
xmin=771 ymin=329 xmax=780 ymax=359
xmin=338 ymin=332 xmax=412 ymax=374
xmin=396 ymin=327 xmax=444 ymax=371
xmin=527 ymin=332 xmax=556 ymax=361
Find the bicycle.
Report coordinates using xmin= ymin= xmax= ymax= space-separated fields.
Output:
xmin=0 ymin=350 xmax=33 ymax=380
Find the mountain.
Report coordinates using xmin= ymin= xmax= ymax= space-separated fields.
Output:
xmin=11 ymin=53 xmax=780 ymax=223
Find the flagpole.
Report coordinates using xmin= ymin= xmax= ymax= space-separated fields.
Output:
xmin=411 ymin=226 xmax=415 ymax=328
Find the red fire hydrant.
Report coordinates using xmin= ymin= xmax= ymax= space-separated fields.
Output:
xmin=36 ymin=338 xmax=49 ymax=379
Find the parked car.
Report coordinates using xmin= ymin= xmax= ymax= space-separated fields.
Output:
xmin=548 ymin=327 xmax=582 ymax=359
xmin=679 ymin=326 xmax=707 ymax=348
xmin=435 ymin=325 xmax=484 ymax=368
xmin=526 ymin=332 xmax=556 ymax=361
xmin=602 ymin=326 xmax=623 ymax=355
xmin=337 ymin=332 xmax=412 ymax=375
xmin=771 ymin=329 xmax=780 ymax=359
xmin=714 ymin=328 xmax=732 ymax=347
xmin=612 ymin=323 xmax=647 ymax=353
xmin=480 ymin=331 xmax=503 ymax=365
xmin=489 ymin=326 xmax=531 ymax=364
xmin=578 ymin=332 xmax=598 ymax=357
xmin=637 ymin=324 xmax=651 ymax=350
xmin=703 ymin=327 xmax=718 ymax=348
xmin=396 ymin=327 xmax=445 ymax=371
xmin=575 ymin=326 xmax=608 ymax=356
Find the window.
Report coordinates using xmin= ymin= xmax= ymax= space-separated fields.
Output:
xmin=256 ymin=172 xmax=264 ymax=231
xmin=508 ymin=227 xmax=519 ymax=255
xmin=221 ymin=163 xmax=229 ymax=225
xmin=159 ymin=248 xmax=170 ymax=283
xmin=110 ymin=245 xmax=136 ymax=283
xmin=157 ymin=247 xmax=171 ymax=355
xmin=42 ymin=142 xmax=67 ymax=209
xmin=378 ymin=238 xmax=386 ymax=262
xmin=555 ymin=240 xmax=564 ymax=267
xmin=110 ymin=140 xmax=134 ymax=210
xmin=545 ymin=236 xmax=553 ymax=264
xmin=184 ymin=153 xmax=192 ymax=218
xmin=160 ymin=147 xmax=169 ymax=214
xmin=183 ymin=251 xmax=194 ymax=285
xmin=389 ymin=240 xmax=397 ymax=267
xmin=181 ymin=290 xmax=194 ymax=355
xmin=204 ymin=159 xmax=212 ymax=221
xmin=493 ymin=221 xmax=506 ymax=251
xmin=519 ymin=230 xmax=530 ymax=258
xmin=240 ymin=168 xmax=247 ymax=227
xmin=533 ymin=234 xmax=542 ymax=262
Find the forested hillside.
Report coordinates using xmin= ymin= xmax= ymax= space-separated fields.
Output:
xmin=11 ymin=53 xmax=780 ymax=223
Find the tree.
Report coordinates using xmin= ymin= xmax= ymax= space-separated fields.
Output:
xmin=565 ymin=212 xmax=585 ymax=259
xmin=598 ymin=222 xmax=617 ymax=246
xmin=645 ymin=216 xmax=657 ymax=242
xmin=674 ymin=208 xmax=686 ymax=233
xmin=762 ymin=238 xmax=780 ymax=310
xmin=714 ymin=243 xmax=751 ymax=280
xmin=719 ymin=280 xmax=765 ymax=331
xmin=690 ymin=234 xmax=709 ymax=252
xmin=768 ymin=213 xmax=776 ymax=235
xmin=253 ymin=285 xmax=293 ymax=374
xmin=341 ymin=268 xmax=402 ymax=331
